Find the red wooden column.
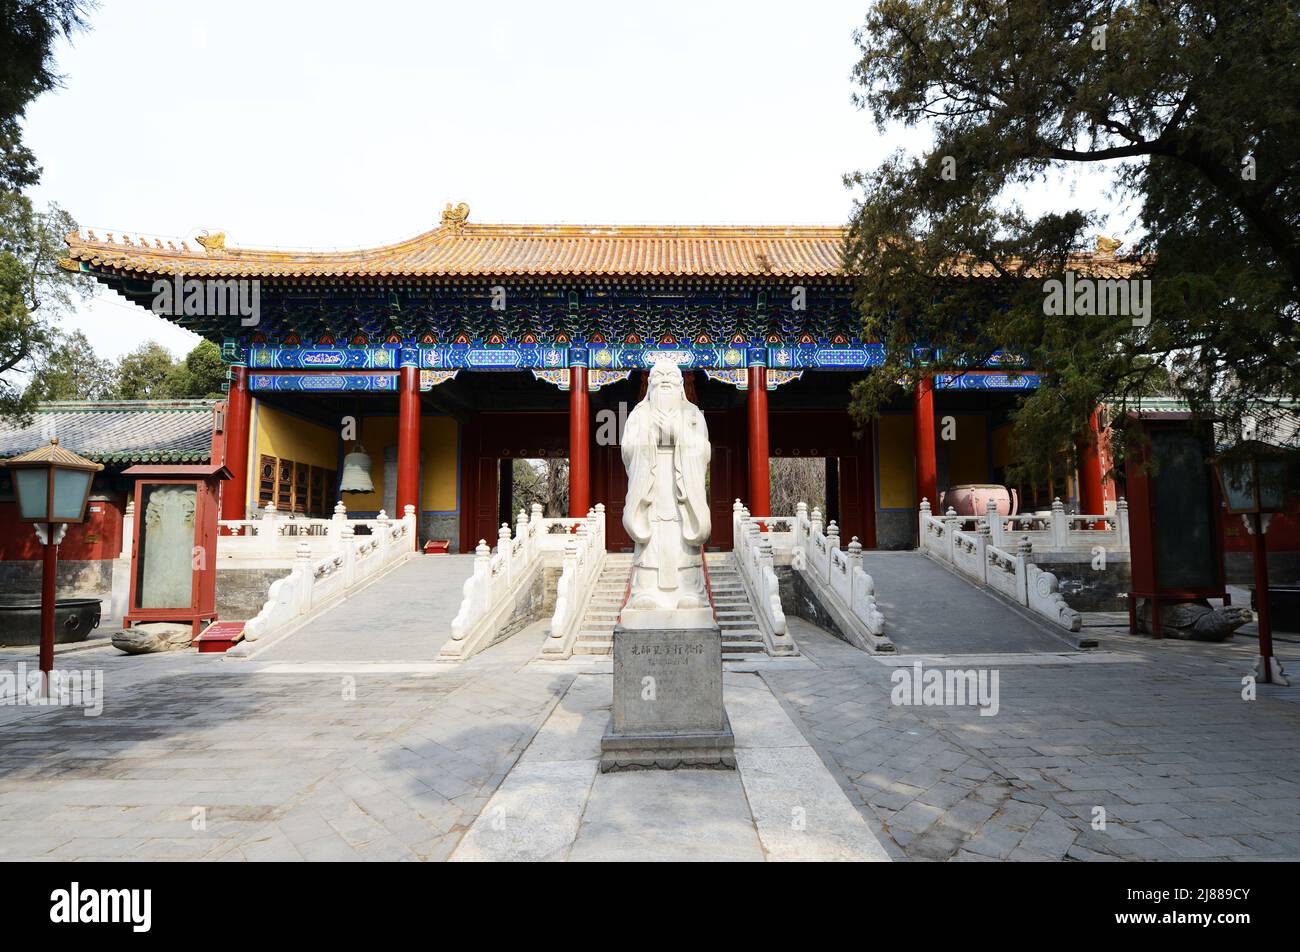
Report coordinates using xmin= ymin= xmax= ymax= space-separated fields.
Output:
xmin=1077 ymin=408 xmax=1107 ymax=519
xmin=914 ymin=375 xmax=938 ymax=511
xmin=397 ymin=363 xmax=421 ymax=541
xmin=747 ymin=350 xmax=771 ymax=517
xmin=568 ymin=350 xmax=590 ymax=518
xmin=219 ymin=363 xmax=251 ymax=523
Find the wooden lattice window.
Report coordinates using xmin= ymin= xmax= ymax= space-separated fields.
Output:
xmin=257 ymin=455 xmax=277 ymax=508
xmin=276 ymin=459 xmax=293 ymax=510
xmin=293 ymin=462 xmax=309 ymax=513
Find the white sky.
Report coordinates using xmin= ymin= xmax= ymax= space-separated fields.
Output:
xmin=23 ymin=0 xmax=1124 ymax=360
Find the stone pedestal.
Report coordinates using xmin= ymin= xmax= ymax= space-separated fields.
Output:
xmin=600 ymin=623 xmax=735 ymax=772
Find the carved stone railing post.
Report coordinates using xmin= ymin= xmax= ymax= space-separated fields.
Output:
xmin=340 ymin=523 xmax=357 ymax=588
xmin=943 ymin=507 xmax=959 ymax=563
xmin=826 ymin=519 xmax=840 ymax=578
xmin=1050 ymin=497 xmax=1069 ymax=547
xmin=985 ymin=496 xmax=1003 ymax=547
xmin=918 ymin=497 xmax=931 ymax=546
xmin=516 ymin=507 xmax=528 ymax=558
xmin=810 ymin=506 xmax=824 ymax=540
xmin=257 ymin=501 xmax=281 ymax=547
xmin=975 ymin=520 xmax=990 ymax=585
xmin=402 ymin=504 xmax=417 ymax=550
xmin=1117 ymin=496 xmax=1130 ymax=546
xmin=846 ymin=535 xmax=863 ymax=601
xmin=1016 ymin=536 xmax=1032 ymax=604
xmin=120 ymin=499 xmax=135 ymax=559
xmin=294 ymin=540 xmax=313 ymax=613
xmin=498 ymin=522 xmax=513 ymax=585
xmin=330 ymin=499 xmax=347 ymax=543
xmin=375 ymin=509 xmax=390 ymax=564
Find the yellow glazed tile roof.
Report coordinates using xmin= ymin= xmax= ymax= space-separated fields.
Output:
xmin=62 ymin=207 xmax=1139 ymax=280
xmin=65 ymin=222 xmax=849 ymax=279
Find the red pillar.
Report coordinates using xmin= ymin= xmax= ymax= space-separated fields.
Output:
xmin=219 ymin=364 xmax=251 ymax=523
xmin=914 ymin=375 xmax=938 ymax=511
xmin=747 ymin=361 xmax=771 ymax=517
xmin=1252 ymin=514 xmax=1275 ymax=684
xmin=569 ymin=364 xmax=590 ymax=517
xmin=1077 ymin=408 xmax=1107 ymax=519
xmin=397 ymin=364 xmax=420 ymax=540
xmin=39 ymin=528 xmax=57 ymax=683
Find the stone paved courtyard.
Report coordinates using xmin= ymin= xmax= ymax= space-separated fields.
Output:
xmin=2 ymin=567 xmax=1298 ymax=861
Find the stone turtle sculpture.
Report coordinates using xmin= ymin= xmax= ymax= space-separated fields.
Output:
xmin=1136 ymin=599 xmax=1253 ymax=641
xmin=112 ymin=622 xmax=193 ymax=654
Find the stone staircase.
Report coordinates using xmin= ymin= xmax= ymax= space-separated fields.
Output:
xmin=572 ymin=554 xmax=633 ymax=656
xmin=705 ymin=553 xmax=769 ymax=659
xmin=570 ymin=552 xmax=770 ymax=658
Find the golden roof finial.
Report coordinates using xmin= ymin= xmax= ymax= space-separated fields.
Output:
xmin=440 ymin=202 xmax=470 ymax=232
xmin=1095 ymin=235 xmax=1123 ymax=256
xmin=195 ymin=231 xmax=227 ymax=255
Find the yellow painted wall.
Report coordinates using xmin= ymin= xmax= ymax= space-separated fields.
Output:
xmin=944 ymin=414 xmax=989 ymax=486
xmin=253 ymin=402 xmax=339 ymax=469
xmin=876 ymin=414 xmax=915 ymax=509
xmin=243 ymin=399 xmax=338 ymax=510
xmin=334 ymin=414 xmax=458 ymax=514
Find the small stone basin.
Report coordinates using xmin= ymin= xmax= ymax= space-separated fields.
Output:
xmin=0 ymin=597 xmax=102 ymax=646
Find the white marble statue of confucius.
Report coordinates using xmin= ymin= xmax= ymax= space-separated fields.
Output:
xmin=622 ymin=359 xmax=713 ymax=611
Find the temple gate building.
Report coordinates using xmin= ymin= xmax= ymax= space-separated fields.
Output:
xmin=61 ymin=205 xmax=1116 ymax=553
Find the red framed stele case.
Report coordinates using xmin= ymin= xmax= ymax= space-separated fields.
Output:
xmin=122 ymin=464 xmax=232 ymax=638
xmin=1124 ymin=413 xmax=1227 ymax=637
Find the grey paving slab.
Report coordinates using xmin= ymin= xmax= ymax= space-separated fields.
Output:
xmin=6 ymin=551 xmax=1300 ymax=863
xmin=768 ymin=618 xmax=1300 ymax=862
xmin=569 ymin=768 xmax=764 ymax=862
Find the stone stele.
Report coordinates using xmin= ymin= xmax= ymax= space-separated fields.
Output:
xmin=601 ymin=358 xmax=735 ymax=771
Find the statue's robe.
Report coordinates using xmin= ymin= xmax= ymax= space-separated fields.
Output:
xmin=621 ymin=396 xmax=712 ymax=608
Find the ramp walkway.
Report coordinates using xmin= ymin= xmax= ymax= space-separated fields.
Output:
xmin=860 ymin=551 xmax=1080 ymax=654
xmin=258 ymin=555 xmax=476 ymax=662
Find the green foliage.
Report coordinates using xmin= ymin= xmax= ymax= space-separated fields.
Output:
xmin=111 ymin=341 xmax=179 ymax=400
xmin=846 ymin=1 xmax=1300 ymax=480
xmin=0 ymin=0 xmax=92 ymax=190
xmin=27 ymin=327 xmax=113 ymax=400
xmin=0 ymin=193 xmax=87 ymax=423
xmin=99 ymin=338 xmax=227 ymax=400
xmin=166 ymin=339 xmax=226 ymax=399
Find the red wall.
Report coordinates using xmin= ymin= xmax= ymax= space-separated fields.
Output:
xmin=1222 ymin=508 xmax=1300 ymax=553
xmin=0 ymin=494 xmax=125 ymax=561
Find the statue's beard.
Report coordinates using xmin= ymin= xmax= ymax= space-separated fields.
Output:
xmin=651 ymin=386 xmax=680 ymax=415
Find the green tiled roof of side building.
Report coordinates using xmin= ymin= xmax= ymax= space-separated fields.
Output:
xmin=0 ymin=400 xmax=215 ymax=465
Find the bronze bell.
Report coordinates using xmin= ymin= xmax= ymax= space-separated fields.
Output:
xmin=340 ymin=443 xmax=375 ymax=494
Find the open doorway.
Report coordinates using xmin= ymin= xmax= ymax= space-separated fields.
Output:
xmin=499 ymin=457 xmax=569 ymax=527
xmin=770 ymin=456 xmax=829 ymax=519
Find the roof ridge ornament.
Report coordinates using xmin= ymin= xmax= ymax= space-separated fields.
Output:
xmin=440 ymin=202 xmax=470 ymax=232
xmin=195 ymin=231 xmax=228 ymax=255
xmin=1095 ymin=235 xmax=1123 ymax=256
